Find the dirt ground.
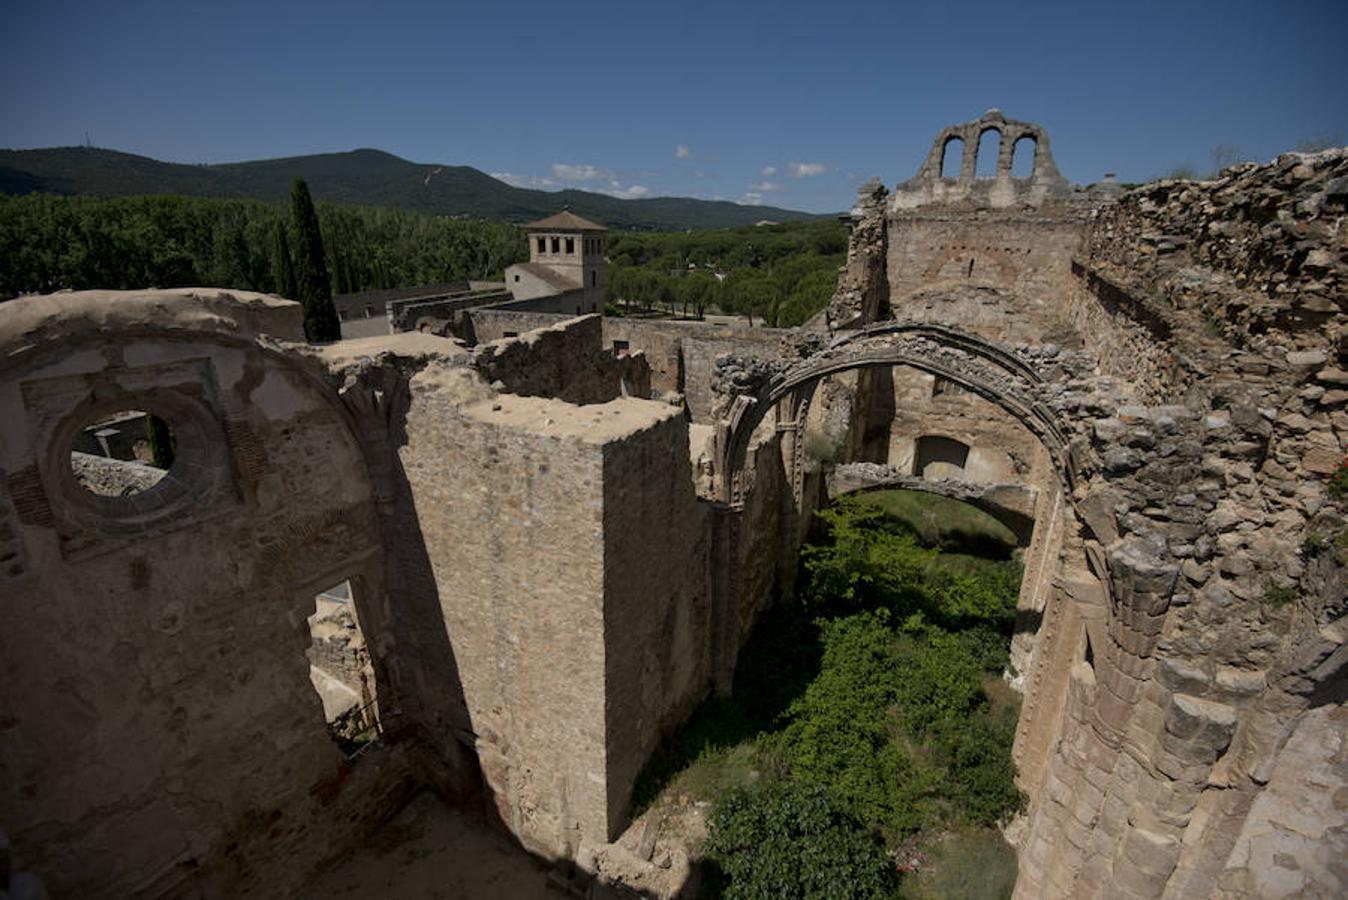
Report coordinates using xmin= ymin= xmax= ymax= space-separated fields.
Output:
xmin=300 ymin=792 xmax=559 ymax=900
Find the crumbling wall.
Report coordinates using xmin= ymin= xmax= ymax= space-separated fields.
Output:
xmin=1013 ymin=151 xmax=1348 ymax=900
xmin=0 ymin=290 xmax=444 ymax=899
xmin=464 ymin=309 xmax=789 ymax=417
xmin=470 ymin=314 xmax=651 ymax=405
xmin=601 ymin=413 xmax=714 ymax=833
xmin=399 ymin=379 xmax=713 ymax=856
xmin=885 ymin=214 xmax=1091 ymax=343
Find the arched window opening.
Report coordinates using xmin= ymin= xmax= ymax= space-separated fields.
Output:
xmin=940 ymin=137 xmax=964 ymax=179
xmin=914 ymin=434 xmax=970 ymax=479
xmin=308 ymin=579 xmax=382 ymax=757
xmin=69 ymin=409 xmax=172 ymax=498
xmin=1011 ymin=136 xmax=1037 ymax=178
xmin=975 ymin=128 xmax=1002 ymax=178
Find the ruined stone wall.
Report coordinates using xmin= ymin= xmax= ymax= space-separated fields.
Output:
xmin=886 ymin=212 xmax=1090 ymax=344
xmin=861 ymin=365 xmax=1047 ymax=483
xmin=467 ymin=309 xmax=572 ymax=344
xmin=470 ymin=314 xmax=651 ymax=405
xmin=0 ymin=290 xmax=443 ymax=899
xmin=1012 ymin=151 xmax=1347 ymax=899
xmin=401 ymin=380 xmax=609 ymax=856
xmin=601 ymin=413 xmax=714 ymax=832
xmin=399 ymin=376 xmax=713 ymax=855
xmin=466 ymin=308 xmax=789 ymax=419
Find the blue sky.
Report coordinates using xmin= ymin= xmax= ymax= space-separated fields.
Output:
xmin=2 ymin=0 xmax=1345 ymax=213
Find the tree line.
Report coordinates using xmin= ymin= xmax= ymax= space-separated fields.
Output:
xmin=0 ymin=190 xmax=527 ymax=303
xmin=604 ymin=218 xmax=847 ymax=327
xmin=1 ymin=190 xmax=848 ymax=330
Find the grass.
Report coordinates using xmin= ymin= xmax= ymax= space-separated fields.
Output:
xmin=898 ymin=828 xmax=1019 ymax=900
xmin=630 ymin=604 xmax=821 ymax=814
xmin=853 ymin=489 xmax=1018 ymax=558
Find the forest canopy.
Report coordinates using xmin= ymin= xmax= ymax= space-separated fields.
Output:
xmin=0 ymin=193 xmax=526 ymax=300
xmin=0 ymin=193 xmax=846 ymax=331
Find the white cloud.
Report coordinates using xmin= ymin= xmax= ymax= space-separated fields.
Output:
xmin=599 ymin=180 xmax=651 ymax=199
xmin=676 ymin=144 xmax=693 ymax=159
xmin=789 ymin=162 xmax=826 ymax=177
xmin=491 ymin=171 xmax=557 ymax=189
xmin=741 ymin=192 xmax=765 ymax=206
xmin=551 ymin=163 xmax=609 ymax=181
xmin=750 ymin=180 xmax=780 ymax=192
xmin=761 ymin=165 xmax=777 ymax=177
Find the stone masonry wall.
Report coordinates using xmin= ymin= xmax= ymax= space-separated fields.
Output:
xmin=886 ymin=213 xmax=1090 ymax=345
xmin=601 ymin=413 xmax=714 ymax=834
xmin=1013 ymin=151 xmax=1348 ymax=899
xmin=471 ymin=314 xmax=652 ymax=405
xmin=0 ymin=290 xmax=441 ymax=899
xmin=399 ymin=370 xmax=714 ymax=856
xmin=466 ymin=308 xmax=789 ymax=421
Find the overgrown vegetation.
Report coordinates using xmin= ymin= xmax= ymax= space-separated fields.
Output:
xmin=638 ymin=491 xmax=1025 ymax=898
xmin=0 ymin=193 xmax=526 ymax=300
xmin=604 ymin=219 xmax=847 ymax=326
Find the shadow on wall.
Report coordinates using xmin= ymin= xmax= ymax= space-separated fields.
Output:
xmin=339 ymin=363 xmax=485 ymax=796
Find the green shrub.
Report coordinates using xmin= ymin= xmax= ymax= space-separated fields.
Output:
xmin=1263 ymin=582 xmax=1299 ymax=606
xmin=802 ymin=498 xmax=1020 ymax=632
xmin=1329 ymin=457 xmax=1348 ymax=499
xmin=704 ymin=779 xmax=898 ymax=900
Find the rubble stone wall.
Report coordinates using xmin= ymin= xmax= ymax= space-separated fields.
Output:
xmin=470 ymin=314 xmax=652 ymax=405
xmin=1013 ymin=151 xmax=1348 ymax=899
xmin=886 ymin=213 xmax=1089 ymax=344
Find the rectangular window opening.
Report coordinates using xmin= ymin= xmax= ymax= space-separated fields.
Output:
xmin=308 ymin=579 xmax=382 ymax=757
xmin=551 ymin=237 xmax=560 ymax=254
xmin=613 ymin=339 xmax=630 ymax=355
xmin=566 ymin=237 xmax=575 ymax=254
xmin=537 ymin=237 xmax=546 ymax=254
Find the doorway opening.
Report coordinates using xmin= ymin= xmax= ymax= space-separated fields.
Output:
xmin=307 ymin=579 xmax=381 ymax=756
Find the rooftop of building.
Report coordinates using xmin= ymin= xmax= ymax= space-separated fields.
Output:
xmin=520 ymin=210 xmax=607 ymax=232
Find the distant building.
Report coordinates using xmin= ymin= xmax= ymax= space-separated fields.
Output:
xmin=504 ymin=210 xmax=607 ymax=314
xmin=328 ymin=210 xmax=609 ymax=338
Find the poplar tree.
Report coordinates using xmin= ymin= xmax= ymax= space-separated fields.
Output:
xmin=272 ymin=221 xmax=297 ymax=299
xmin=289 ymin=178 xmax=340 ymax=342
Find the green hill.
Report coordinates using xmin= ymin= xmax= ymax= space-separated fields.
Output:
xmin=0 ymin=146 xmax=823 ymax=231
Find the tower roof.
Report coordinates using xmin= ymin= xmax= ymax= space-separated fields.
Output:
xmin=521 ymin=210 xmax=607 ymax=232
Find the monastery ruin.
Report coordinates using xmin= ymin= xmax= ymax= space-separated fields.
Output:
xmin=1 ymin=111 xmax=1345 ymax=898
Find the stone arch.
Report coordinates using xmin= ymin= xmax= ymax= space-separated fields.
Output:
xmin=825 ymin=470 xmax=1038 ymax=547
xmin=712 ymin=321 xmax=1073 ymax=508
xmin=1011 ymin=134 xmax=1037 ymax=178
xmin=709 ymin=321 xmax=1105 ymax=814
xmin=975 ymin=127 xmax=1003 ymax=178
xmin=940 ymin=135 xmax=965 ymax=179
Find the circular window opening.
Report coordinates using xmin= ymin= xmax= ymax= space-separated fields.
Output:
xmin=69 ymin=409 xmax=174 ymax=498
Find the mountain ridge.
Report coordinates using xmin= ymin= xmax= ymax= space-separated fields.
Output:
xmin=0 ymin=146 xmax=825 ymax=231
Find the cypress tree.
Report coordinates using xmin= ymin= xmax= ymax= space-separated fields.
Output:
xmin=272 ymin=221 xmax=297 ymax=299
xmin=145 ymin=414 xmax=175 ymax=469
xmin=290 ymin=178 xmax=340 ymax=342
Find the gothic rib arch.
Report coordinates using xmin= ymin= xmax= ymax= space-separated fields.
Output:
xmin=712 ymin=320 xmax=1075 ymax=508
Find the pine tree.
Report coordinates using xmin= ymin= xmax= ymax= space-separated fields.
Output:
xmin=272 ymin=221 xmax=297 ymax=299
xmin=289 ymin=178 xmax=340 ymax=342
